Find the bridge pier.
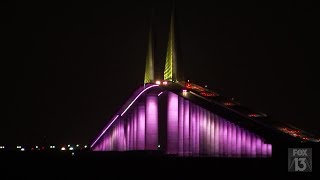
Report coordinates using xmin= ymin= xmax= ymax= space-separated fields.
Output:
xmin=167 ymin=92 xmax=179 ymax=154
xmin=146 ymin=95 xmax=158 ymax=150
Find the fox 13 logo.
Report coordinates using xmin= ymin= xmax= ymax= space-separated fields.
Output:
xmin=288 ymin=148 xmax=312 ymax=172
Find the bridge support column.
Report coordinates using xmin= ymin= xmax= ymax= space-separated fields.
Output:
xmin=267 ymin=144 xmax=272 ymax=157
xmin=210 ymin=113 xmax=214 ymax=156
xmin=214 ymin=115 xmax=220 ymax=157
xmin=137 ymin=104 xmax=146 ymax=150
xmin=222 ymin=120 xmax=228 ymax=157
xmin=178 ymin=97 xmax=184 ymax=155
xmin=146 ymin=95 xmax=158 ymax=150
xmin=190 ymin=103 xmax=195 ymax=155
xmin=220 ymin=118 xmax=225 ymax=156
xmin=167 ymin=92 xmax=179 ymax=154
xmin=246 ymin=131 xmax=251 ymax=157
xmin=130 ymin=114 xmax=134 ymax=150
xmin=251 ymin=134 xmax=257 ymax=158
xmin=199 ymin=108 xmax=204 ymax=155
xmin=227 ymin=122 xmax=232 ymax=157
xmin=262 ymin=142 xmax=267 ymax=157
xmin=256 ymin=137 xmax=262 ymax=157
xmin=119 ymin=119 xmax=125 ymax=151
xmin=241 ymin=129 xmax=246 ymax=157
xmin=231 ymin=123 xmax=237 ymax=157
xmin=133 ymin=109 xmax=138 ymax=150
xmin=183 ymin=100 xmax=190 ymax=156
xmin=236 ymin=126 xmax=242 ymax=157
xmin=206 ymin=111 xmax=211 ymax=156
xmin=195 ymin=106 xmax=200 ymax=155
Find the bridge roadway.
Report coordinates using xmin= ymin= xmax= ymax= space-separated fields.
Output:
xmin=162 ymin=82 xmax=318 ymax=145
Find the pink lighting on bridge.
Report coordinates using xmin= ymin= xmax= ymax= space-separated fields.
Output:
xmin=92 ymin=86 xmax=272 ymax=157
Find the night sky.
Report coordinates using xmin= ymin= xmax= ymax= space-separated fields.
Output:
xmin=2 ymin=1 xmax=319 ymax=146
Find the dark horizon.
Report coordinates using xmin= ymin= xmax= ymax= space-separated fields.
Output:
xmin=2 ymin=1 xmax=319 ymax=146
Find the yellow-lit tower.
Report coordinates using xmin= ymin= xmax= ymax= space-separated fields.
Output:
xmin=164 ymin=7 xmax=178 ymax=82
